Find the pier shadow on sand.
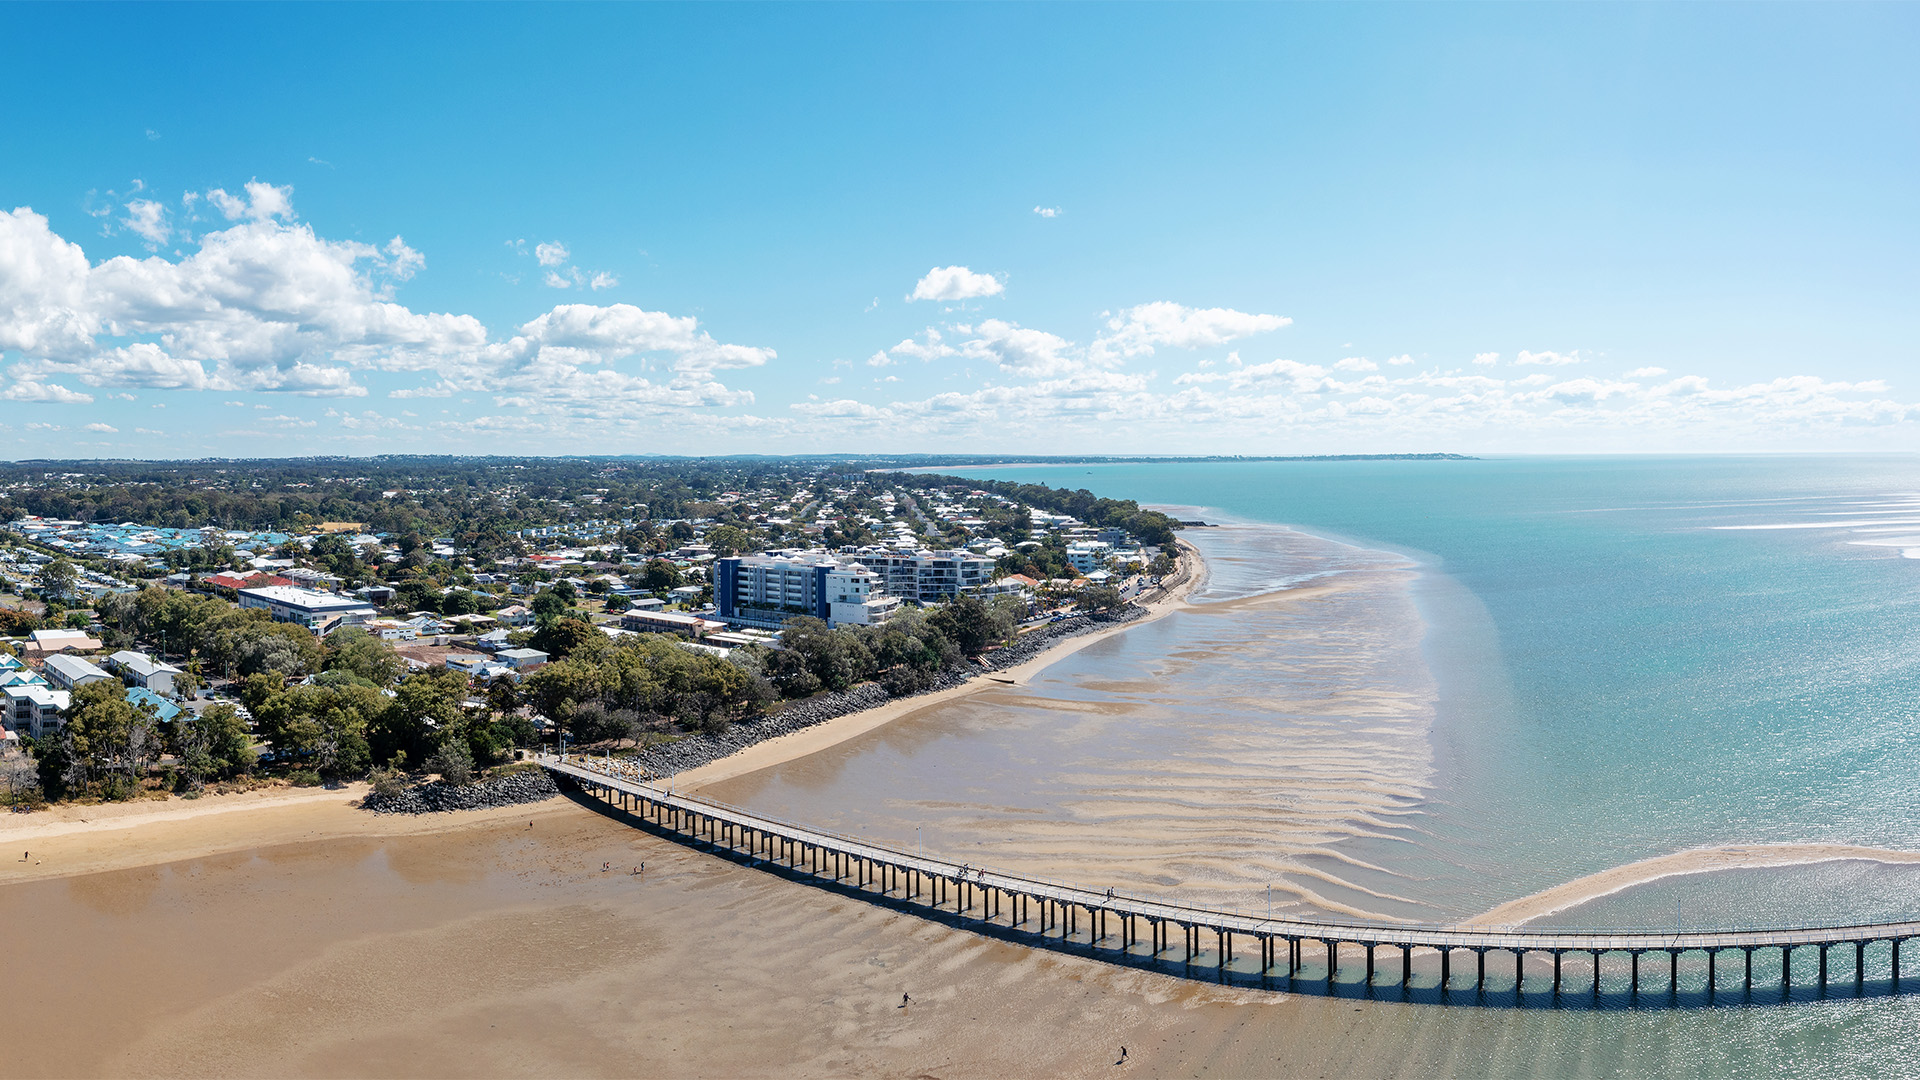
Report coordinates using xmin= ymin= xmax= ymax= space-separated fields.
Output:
xmin=561 ymin=787 xmax=1908 ymax=1013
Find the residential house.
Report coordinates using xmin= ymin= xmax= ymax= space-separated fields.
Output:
xmin=126 ymin=687 xmax=183 ymax=722
xmin=23 ymin=628 xmax=103 ymax=657
xmin=494 ymin=604 xmax=535 ymax=628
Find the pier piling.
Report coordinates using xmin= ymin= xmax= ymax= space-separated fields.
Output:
xmin=549 ymin=757 xmax=1920 ymax=1013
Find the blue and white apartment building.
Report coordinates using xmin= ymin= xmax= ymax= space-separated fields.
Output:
xmin=713 ymin=552 xmax=904 ymax=630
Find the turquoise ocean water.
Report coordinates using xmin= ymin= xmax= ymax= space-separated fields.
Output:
xmin=976 ymin=456 xmax=1920 ymax=1073
xmin=713 ymin=456 xmax=1920 ymax=1072
xmin=960 ymin=455 xmax=1920 ymax=927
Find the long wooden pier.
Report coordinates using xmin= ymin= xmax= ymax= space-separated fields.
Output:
xmin=545 ymin=755 xmax=1919 ymax=1002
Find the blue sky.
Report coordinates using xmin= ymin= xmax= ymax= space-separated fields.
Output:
xmin=3 ymin=3 xmax=1919 ymax=457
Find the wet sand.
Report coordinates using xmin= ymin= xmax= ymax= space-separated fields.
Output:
xmin=6 ymin=794 xmax=1906 ymax=1080
xmin=701 ymin=524 xmax=1441 ymax=922
xmin=677 ymin=539 xmax=1205 ymax=793
xmin=0 ymin=791 xmax=1409 ymax=1080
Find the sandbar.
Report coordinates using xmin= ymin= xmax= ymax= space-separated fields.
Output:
xmin=1464 ymin=842 xmax=1920 ymax=928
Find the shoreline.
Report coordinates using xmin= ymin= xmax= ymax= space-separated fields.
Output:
xmin=1463 ymin=842 xmax=1920 ymax=928
xmin=675 ymin=536 xmax=1206 ymax=792
xmin=0 ymin=779 xmax=574 ymax=886
xmin=0 ymin=538 xmax=1204 ymax=885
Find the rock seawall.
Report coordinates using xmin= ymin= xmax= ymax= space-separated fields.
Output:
xmin=362 ymin=767 xmax=561 ymax=814
xmin=627 ymin=605 xmax=1150 ymax=778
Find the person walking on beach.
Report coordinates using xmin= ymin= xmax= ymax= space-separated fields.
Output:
xmin=900 ymin=993 xmax=911 ymax=1009
xmin=1116 ymin=1046 xmax=1128 ymax=1066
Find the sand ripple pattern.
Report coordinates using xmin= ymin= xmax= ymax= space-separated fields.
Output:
xmin=704 ymin=523 xmax=1440 ymax=922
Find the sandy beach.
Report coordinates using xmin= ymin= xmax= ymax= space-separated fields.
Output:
xmin=1 ymin=526 xmax=1914 ymax=1077
xmin=0 ymin=780 xmax=575 ymax=886
xmin=0 ymin=541 xmax=1203 ymax=884
xmin=0 ymin=786 xmax=1412 ymax=1080
xmin=677 ymin=537 xmax=1206 ymax=793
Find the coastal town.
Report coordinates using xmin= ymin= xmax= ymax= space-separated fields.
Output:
xmin=0 ymin=458 xmax=1183 ymax=805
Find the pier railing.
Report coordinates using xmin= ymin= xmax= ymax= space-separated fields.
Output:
xmin=544 ymin=754 xmax=1919 ymax=1000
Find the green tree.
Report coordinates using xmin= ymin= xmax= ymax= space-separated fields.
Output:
xmin=252 ymin=681 xmax=385 ymax=778
xmin=40 ymin=558 xmax=77 ymax=600
xmin=183 ymin=703 xmax=255 ymax=780
xmin=370 ymin=669 xmax=468 ymax=766
xmin=485 ymin=674 xmax=521 ymax=715
xmin=704 ymin=525 xmax=751 ymax=557
xmin=639 ymin=558 xmax=682 ymax=593
xmin=529 ymin=616 xmax=602 ymax=660
xmin=522 ymin=657 xmax=611 ymax=731
xmin=57 ymin=680 xmax=159 ymax=799
xmin=929 ymin=595 xmax=1016 ymax=657
xmin=530 ymin=589 xmax=569 ymax=623
xmin=324 ymin=627 xmax=403 ymax=686
xmin=777 ymin=617 xmax=874 ymax=693
xmin=425 ymin=738 xmax=474 ymax=784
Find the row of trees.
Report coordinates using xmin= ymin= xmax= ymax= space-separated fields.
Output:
xmin=760 ymin=595 xmax=1024 ymax=698
xmin=898 ymin=473 xmax=1182 ymax=547
xmin=36 ymin=682 xmax=253 ymax=800
xmin=95 ymin=587 xmax=322 ymax=680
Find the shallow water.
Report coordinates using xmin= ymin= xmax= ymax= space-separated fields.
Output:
xmin=928 ymin=456 xmax=1920 ymax=928
xmin=707 ymin=456 xmax=1920 ymax=1075
xmin=704 ymin=522 xmax=1442 ymax=919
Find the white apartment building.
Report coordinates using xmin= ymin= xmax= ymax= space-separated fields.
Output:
xmin=106 ymin=650 xmax=184 ymax=696
xmin=238 ymin=585 xmax=378 ymax=632
xmin=4 ymin=684 xmax=69 ymax=739
xmin=1065 ymin=541 xmax=1113 ymax=574
xmin=713 ymin=552 xmax=901 ymax=629
xmin=836 ymin=546 xmax=996 ymax=604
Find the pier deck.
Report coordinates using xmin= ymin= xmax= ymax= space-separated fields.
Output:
xmin=545 ymin=755 xmax=1916 ymax=1000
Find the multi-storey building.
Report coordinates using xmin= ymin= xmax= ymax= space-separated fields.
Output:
xmin=5 ymin=684 xmax=69 ymax=738
xmin=42 ymin=654 xmax=113 ymax=691
xmin=837 ymin=546 xmax=996 ymax=604
xmin=1065 ymin=541 xmax=1113 ymax=574
xmin=237 ymin=585 xmax=378 ymax=633
xmin=712 ymin=553 xmax=901 ymax=630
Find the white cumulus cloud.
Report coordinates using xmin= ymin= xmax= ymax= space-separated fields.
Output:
xmin=535 ymin=241 xmax=570 ymax=267
xmin=206 ymin=180 xmax=294 ymax=222
xmin=910 ymin=265 xmax=1004 ymax=302
xmin=2 ymin=380 xmax=93 ymax=404
xmin=1093 ymin=301 xmax=1290 ymax=362
xmin=121 ymin=199 xmax=171 ymax=248
xmin=0 ymin=189 xmax=770 ymax=418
